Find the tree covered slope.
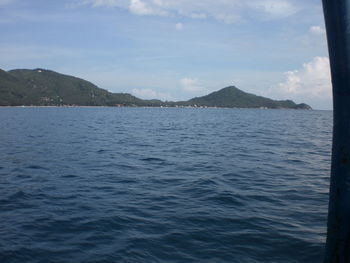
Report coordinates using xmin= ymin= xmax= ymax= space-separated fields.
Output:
xmin=0 ymin=68 xmax=311 ymax=109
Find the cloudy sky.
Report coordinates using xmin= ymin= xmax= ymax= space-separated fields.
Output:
xmin=0 ymin=0 xmax=331 ymax=109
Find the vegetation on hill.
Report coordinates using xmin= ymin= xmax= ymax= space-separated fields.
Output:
xmin=0 ymin=68 xmax=161 ymax=106
xmin=0 ymin=68 xmax=311 ymax=109
xmin=179 ymin=86 xmax=311 ymax=109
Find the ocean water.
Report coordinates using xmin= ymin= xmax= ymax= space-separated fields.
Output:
xmin=0 ymin=107 xmax=332 ymax=263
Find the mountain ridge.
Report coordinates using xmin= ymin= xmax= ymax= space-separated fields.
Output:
xmin=0 ymin=68 xmax=311 ymax=109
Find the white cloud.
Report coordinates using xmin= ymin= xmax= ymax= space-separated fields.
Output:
xmin=180 ymin=77 xmax=207 ymax=93
xmin=310 ymin=25 xmax=326 ymax=35
xmin=81 ymin=0 xmax=301 ymax=23
xmin=129 ymin=0 xmax=168 ymax=16
xmin=153 ymin=0 xmax=164 ymax=7
xmin=189 ymin=13 xmax=207 ymax=19
xmin=132 ymin=88 xmax=173 ymax=101
xmin=214 ymin=13 xmax=240 ymax=24
xmin=82 ymin=0 xmax=120 ymax=7
xmin=276 ymin=56 xmax=332 ymax=98
xmin=249 ymin=0 xmax=299 ymax=18
xmin=175 ymin=22 xmax=183 ymax=31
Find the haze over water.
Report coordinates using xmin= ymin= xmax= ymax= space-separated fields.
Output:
xmin=0 ymin=107 xmax=331 ymax=262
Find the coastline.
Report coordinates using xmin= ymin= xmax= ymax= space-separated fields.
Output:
xmin=0 ymin=105 xmax=316 ymax=110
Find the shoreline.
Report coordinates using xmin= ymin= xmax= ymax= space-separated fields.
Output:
xmin=0 ymin=105 xmax=320 ymax=110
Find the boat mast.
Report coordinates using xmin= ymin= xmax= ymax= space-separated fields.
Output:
xmin=323 ymin=0 xmax=350 ymax=262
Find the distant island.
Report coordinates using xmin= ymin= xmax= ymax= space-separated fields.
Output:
xmin=0 ymin=68 xmax=311 ymax=109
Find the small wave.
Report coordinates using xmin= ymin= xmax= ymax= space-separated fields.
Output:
xmin=194 ymin=177 xmax=219 ymax=187
xmin=141 ymin=157 xmax=165 ymax=162
xmin=15 ymin=174 xmax=32 ymax=179
xmin=0 ymin=107 xmax=331 ymax=263
xmin=26 ymin=165 xmax=47 ymax=170
xmin=206 ymin=192 xmax=244 ymax=207
xmin=61 ymin=174 xmax=78 ymax=178
xmin=9 ymin=190 xmax=30 ymax=200
xmin=141 ymin=157 xmax=173 ymax=166
xmin=115 ymin=164 xmax=139 ymax=170
xmin=0 ymin=189 xmax=33 ymax=208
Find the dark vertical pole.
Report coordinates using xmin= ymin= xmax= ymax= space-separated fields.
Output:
xmin=323 ymin=1 xmax=350 ymax=262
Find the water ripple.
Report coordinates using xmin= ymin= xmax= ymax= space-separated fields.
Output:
xmin=0 ymin=107 xmax=331 ymax=263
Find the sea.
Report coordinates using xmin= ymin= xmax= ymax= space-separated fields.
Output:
xmin=0 ymin=107 xmax=332 ymax=263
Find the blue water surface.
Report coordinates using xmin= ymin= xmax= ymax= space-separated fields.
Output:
xmin=0 ymin=107 xmax=332 ymax=263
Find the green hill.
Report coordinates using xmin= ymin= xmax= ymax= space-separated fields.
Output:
xmin=0 ymin=68 xmax=161 ymax=106
xmin=0 ymin=68 xmax=311 ymax=109
xmin=180 ymin=86 xmax=311 ymax=109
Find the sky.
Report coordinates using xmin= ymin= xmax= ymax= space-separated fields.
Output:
xmin=0 ymin=0 xmax=331 ymax=109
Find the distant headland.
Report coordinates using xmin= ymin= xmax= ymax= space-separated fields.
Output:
xmin=0 ymin=68 xmax=311 ymax=109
